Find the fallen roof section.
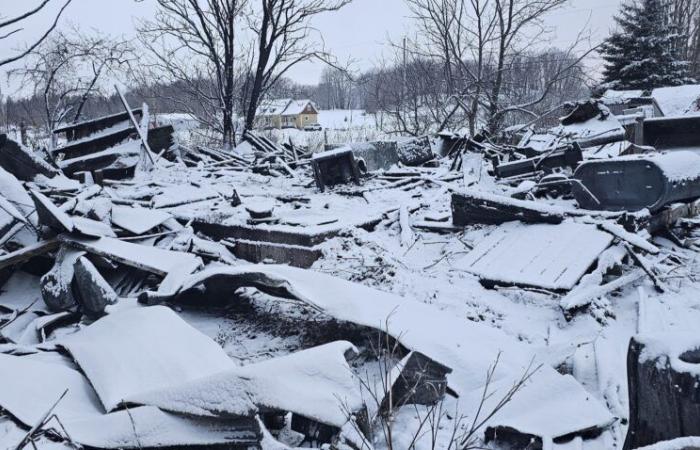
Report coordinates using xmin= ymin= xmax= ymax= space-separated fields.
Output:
xmin=0 ymin=353 xmax=104 ymax=427
xmin=143 ymin=264 xmax=614 ymax=442
xmin=133 ymin=340 xmax=364 ymax=429
xmin=58 ymin=306 xmax=234 ymax=411
xmin=454 ymin=221 xmax=614 ymax=291
xmin=63 ymin=406 xmax=260 ymax=449
xmin=60 ymin=235 xmax=203 ymax=293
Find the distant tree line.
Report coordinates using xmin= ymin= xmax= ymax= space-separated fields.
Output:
xmin=14 ymin=0 xmax=698 ymax=143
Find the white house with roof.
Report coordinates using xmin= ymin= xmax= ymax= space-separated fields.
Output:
xmin=256 ymin=98 xmax=319 ymax=130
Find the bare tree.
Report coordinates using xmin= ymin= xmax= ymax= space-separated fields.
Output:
xmin=317 ymin=66 xmax=355 ymax=109
xmin=0 ymin=0 xmax=73 ymax=68
xmin=666 ymin=0 xmax=700 ymax=77
xmin=241 ymin=0 xmax=353 ymax=131
xmin=137 ymin=0 xmax=248 ymax=148
xmin=380 ymin=0 xmax=595 ymax=136
xmin=9 ymin=27 xmax=134 ymax=145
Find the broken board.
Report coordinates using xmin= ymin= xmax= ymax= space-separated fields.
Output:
xmin=111 ymin=205 xmax=171 ymax=235
xmin=454 ymin=222 xmax=614 ymax=290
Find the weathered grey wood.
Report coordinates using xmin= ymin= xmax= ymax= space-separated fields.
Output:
xmin=115 ymin=85 xmax=155 ymax=165
xmin=451 ymin=190 xmax=565 ymax=226
xmin=625 ymin=335 xmax=700 ymax=449
xmin=0 ymin=134 xmax=59 ymax=181
xmin=0 ymin=239 xmax=60 ymax=270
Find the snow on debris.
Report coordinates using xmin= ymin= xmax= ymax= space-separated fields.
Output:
xmin=58 ymin=306 xmax=235 ymax=411
xmin=652 ymin=84 xmax=700 ymax=116
xmin=0 ymin=353 xmax=105 ymax=427
xmin=637 ymin=331 xmax=700 ymax=376
xmin=6 ymin=81 xmax=700 ymax=450
xmin=637 ymin=437 xmax=700 ymax=450
xmin=63 ymin=406 xmax=259 ymax=449
xmin=454 ymin=221 xmax=614 ymax=291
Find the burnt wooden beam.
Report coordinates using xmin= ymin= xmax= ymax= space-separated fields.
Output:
xmin=493 ymin=143 xmax=582 ymax=179
xmin=624 ymin=334 xmax=700 ymax=449
xmin=53 ymin=108 xmax=142 ymax=141
xmin=53 ymin=128 xmax=135 ymax=161
xmin=0 ymin=134 xmax=59 ymax=181
xmin=0 ymin=239 xmax=60 ymax=270
xmin=451 ymin=190 xmax=565 ymax=226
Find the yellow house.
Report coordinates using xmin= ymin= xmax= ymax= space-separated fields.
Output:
xmin=256 ymin=99 xmax=319 ymax=130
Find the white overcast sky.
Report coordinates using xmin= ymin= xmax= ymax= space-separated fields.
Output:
xmin=1 ymin=0 xmax=624 ymax=93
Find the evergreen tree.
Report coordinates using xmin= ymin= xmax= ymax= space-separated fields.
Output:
xmin=600 ymin=0 xmax=695 ymax=90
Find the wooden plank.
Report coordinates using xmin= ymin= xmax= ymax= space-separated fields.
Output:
xmin=625 ymin=244 xmax=666 ymax=293
xmin=598 ymin=221 xmax=660 ymax=254
xmin=451 ymin=190 xmax=565 ymax=226
xmin=115 ymin=85 xmax=155 ymax=165
xmin=60 ymin=235 xmax=201 ymax=278
xmin=0 ymin=239 xmax=60 ymax=270
xmin=455 ymin=222 xmax=614 ymax=291
xmin=111 ymin=206 xmax=172 ymax=235
xmin=561 ymin=269 xmax=645 ymax=312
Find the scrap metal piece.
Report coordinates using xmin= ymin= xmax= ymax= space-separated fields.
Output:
xmin=642 ymin=115 xmax=700 ymax=150
xmin=451 ymin=190 xmax=565 ymax=226
xmin=573 ymin=151 xmax=700 ymax=212
xmin=494 ymin=143 xmax=583 ymax=179
xmin=312 ymin=141 xmax=400 ymax=190
xmin=311 ymin=147 xmax=361 ymax=191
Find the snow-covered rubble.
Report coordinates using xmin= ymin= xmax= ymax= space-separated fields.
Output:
xmin=3 ymin=95 xmax=700 ymax=450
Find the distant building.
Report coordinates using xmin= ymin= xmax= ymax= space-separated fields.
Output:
xmin=155 ymin=113 xmax=200 ymax=131
xmin=600 ymin=89 xmax=663 ymax=118
xmin=601 ymin=84 xmax=700 ymax=118
xmin=256 ymin=99 xmax=318 ymax=130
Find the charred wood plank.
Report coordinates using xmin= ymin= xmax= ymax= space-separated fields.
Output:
xmin=494 ymin=143 xmax=582 ymax=179
xmin=624 ymin=334 xmax=700 ymax=449
xmin=0 ymin=239 xmax=60 ymax=271
xmin=52 ymin=128 xmax=135 ymax=161
xmin=451 ymin=190 xmax=565 ymax=226
xmin=0 ymin=134 xmax=59 ymax=181
xmin=53 ymin=108 xmax=142 ymax=142
xmin=221 ymin=239 xmax=323 ymax=269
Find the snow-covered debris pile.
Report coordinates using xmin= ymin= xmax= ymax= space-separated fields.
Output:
xmin=4 ymin=89 xmax=700 ymax=450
